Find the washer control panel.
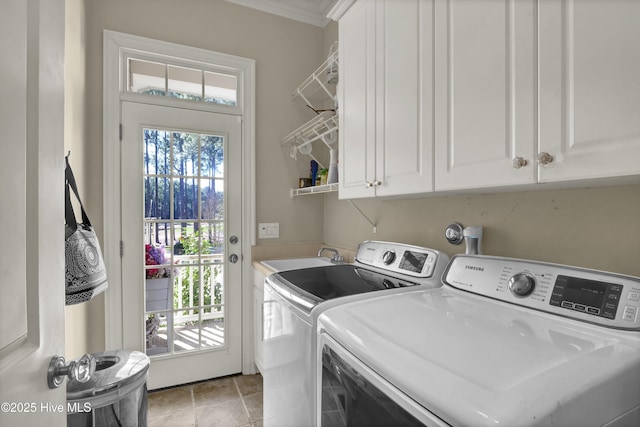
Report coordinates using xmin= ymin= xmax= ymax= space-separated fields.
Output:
xmin=354 ymin=241 xmax=448 ymax=280
xmin=443 ymin=255 xmax=640 ymax=330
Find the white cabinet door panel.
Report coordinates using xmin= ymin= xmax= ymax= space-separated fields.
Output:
xmin=339 ymin=0 xmax=435 ymax=199
xmin=376 ymin=0 xmax=434 ymax=197
xmin=435 ymin=0 xmax=536 ymax=190
xmin=253 ymin=269 xmax=265 ymax=373
xmin=538 ymin=0 xmax=640 ymax=182
xmin=338 ymin=0 xmax=376 ymax=199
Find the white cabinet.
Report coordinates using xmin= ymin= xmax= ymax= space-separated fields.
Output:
xmin=253 ymin=268 xmax=266 ymax=373
xmin=434 ymin=0 xmax=537 ymax=190
xmin=538 ymin=0 xmax=640 ymax=183
xmin=435 ymin=0 xmax=640 ymax=190
xmin=334 ymin=0 xmax=640 ymax=195
xmin=336 ymin=0 xmax=434 ymax=199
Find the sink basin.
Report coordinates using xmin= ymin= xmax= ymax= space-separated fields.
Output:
xmin=261 ymin=257 xmax=335 ymax=272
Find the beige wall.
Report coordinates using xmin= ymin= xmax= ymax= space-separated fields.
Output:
xmin=65 ymin=0 xmax=106 ymax=358
xmin=66 ymin=0 xmax=330 ymax=355
xmin=323 ymin=185 xmax=640 ymax=277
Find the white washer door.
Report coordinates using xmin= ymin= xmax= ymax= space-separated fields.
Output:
xmin=317 ymin=288 xmax=640 ymax=427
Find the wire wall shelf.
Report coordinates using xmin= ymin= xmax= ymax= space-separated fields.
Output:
xmin=292 ymin=45 xmax=339 ymax=112
xmin=290 ymin=183 xmax=338 ymax=198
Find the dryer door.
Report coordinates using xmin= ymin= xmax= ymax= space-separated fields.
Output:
xmin=317 ymin=334 xmax=447 ymax=427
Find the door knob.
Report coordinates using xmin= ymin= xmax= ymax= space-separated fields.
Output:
xmin=229 ymin=254 xmax=239 ymax=263
xmin=47 ymin=354 xmax=95 ymax=389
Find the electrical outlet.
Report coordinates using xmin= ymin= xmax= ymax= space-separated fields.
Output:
xmin=258 ymin=222 xmax=279 ymax=239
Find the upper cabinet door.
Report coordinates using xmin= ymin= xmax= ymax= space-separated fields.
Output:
xmin=338 ymin=0 xmax=377 ymax=199
xmin=375 ymin=0 xmax=434 ymax=197
xmin=538 ymin=0 xmax=640 ymax=183
xmin=338 ymin=0 xmax=435 ymax=199
xmin=435 ymin=0 xmax=536 ymax=191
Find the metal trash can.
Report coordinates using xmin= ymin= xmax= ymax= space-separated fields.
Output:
xmin=67 ymin=350 xmax=150 ymax=427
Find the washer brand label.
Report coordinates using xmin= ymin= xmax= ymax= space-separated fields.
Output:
xmin=465 ymin=265 xmax=485 ymax=272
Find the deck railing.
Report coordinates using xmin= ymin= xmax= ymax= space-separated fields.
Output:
xmin=173 ymin=253 xmax=225 ymax=322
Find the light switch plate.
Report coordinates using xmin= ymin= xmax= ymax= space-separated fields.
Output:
xmin=258 ymin=222 xmax=279 ymax=239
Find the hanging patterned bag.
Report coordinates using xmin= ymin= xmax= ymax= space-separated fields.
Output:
xmin=65 ymin=155 xmax=108 ymax=305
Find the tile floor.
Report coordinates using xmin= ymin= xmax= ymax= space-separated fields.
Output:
xmin=148 ymin=374 xmax=263 ymax=427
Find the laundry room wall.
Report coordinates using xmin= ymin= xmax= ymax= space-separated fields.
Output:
xmin=322 ymin=184 xmax=640 ymax=277
xmin=64 ymin=0 xmax=106 ymax=359
xmin=67 ymin=0 xmax=330 ymax=356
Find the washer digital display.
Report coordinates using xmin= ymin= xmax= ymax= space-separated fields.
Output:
xmin=549 ymin=275 xmax=622 ymax=319
xmin=398 ymin=251 xmax=427 ymax=274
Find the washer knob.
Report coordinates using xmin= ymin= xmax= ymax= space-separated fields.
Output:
xmin=382 ymin=250 xmax=396 ymax=265
xmin=508 ymin=273 xmax=536 ymax=297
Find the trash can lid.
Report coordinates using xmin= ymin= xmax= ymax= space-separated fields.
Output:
xmin=67 ymin=350 xmax=149 ymax=400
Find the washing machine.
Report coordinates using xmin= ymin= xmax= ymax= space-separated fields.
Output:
xmin=317 ymin=254 xmax=640 ymax=426
xmin=262 ymin=241 xmax=449 ymax=427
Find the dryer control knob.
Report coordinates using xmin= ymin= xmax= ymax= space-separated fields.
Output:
xmin=508 ymin=273 xmax=536 ymax=297
xmin=382 ymin=250 xmax=396 ymax=265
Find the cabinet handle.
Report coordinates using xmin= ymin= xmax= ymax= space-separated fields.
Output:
xmin=537 ymin=152 xmax=554 ymax=165
xmin=374 ymin=181 xmax=382 ymax=186
xmin=366 ymin=182 xmax=374 ymax=188
xmin=512 ymin=157 xmax=528 ymax=169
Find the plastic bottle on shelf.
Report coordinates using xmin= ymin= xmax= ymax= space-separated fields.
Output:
xmin=319 ymin=168 xmax=328 ymax=186
xmin=327 ymin=149 xmax=338 ymax=184
xmin=310 ymin=160 xmax=319 ymax=185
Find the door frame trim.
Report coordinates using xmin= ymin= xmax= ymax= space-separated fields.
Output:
xmin=103 ymin=30 xmax=256 ymax=374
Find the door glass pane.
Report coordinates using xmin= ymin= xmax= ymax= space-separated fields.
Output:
xmin=168 ymin=65 xmax=203 ymax=101
xmin=204 ymin=71 xmax=237 ymax=106
xmin=143 ymin=127 xmax=226 ymax=356
xmin=129 ymin=59 xmax=166 ymax=95
xmin=200 ymin=135 xmax=224 ymax=177
xmin=127 ymin=58 xmax=238 ymax=107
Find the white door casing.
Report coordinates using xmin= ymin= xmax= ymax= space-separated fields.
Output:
xmin=121 ymin=102 xmax=243 ymax=389
xmin=0 ymin=0 xmax=66 ymax=425
xmin=103 ymin=31 xmax=256 ymax=376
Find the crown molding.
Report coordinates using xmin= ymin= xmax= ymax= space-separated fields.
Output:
xmin=327 ymin=0 xmax=356 ymax=21
xmin=225 ymin=0 xmax=338 ymax=27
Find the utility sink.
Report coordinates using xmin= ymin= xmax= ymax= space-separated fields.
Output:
xmin=260 ymin=257 xmax=335 ymax=272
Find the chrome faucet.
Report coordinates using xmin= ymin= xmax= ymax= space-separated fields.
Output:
xmin=463 ymin=226 xmax=483 ymax=255
xmin=318 ymin=247 xmax=344 ymax=263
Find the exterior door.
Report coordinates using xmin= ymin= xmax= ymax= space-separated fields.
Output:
xmin=121 ymin=102 xmax=242 ymax=389
xmin=0 ymin=0 xmax=66 ymax=425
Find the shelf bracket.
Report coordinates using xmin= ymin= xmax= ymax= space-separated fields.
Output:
xmin=348 ymin=200 xmax=377 ymax=234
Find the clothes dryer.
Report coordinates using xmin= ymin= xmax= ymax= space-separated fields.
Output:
xmin=317 ymin=255 xmax=640 ymax=426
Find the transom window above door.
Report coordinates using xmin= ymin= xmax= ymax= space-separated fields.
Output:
xmin=126 ymin=56 xmax=238 ymax=107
